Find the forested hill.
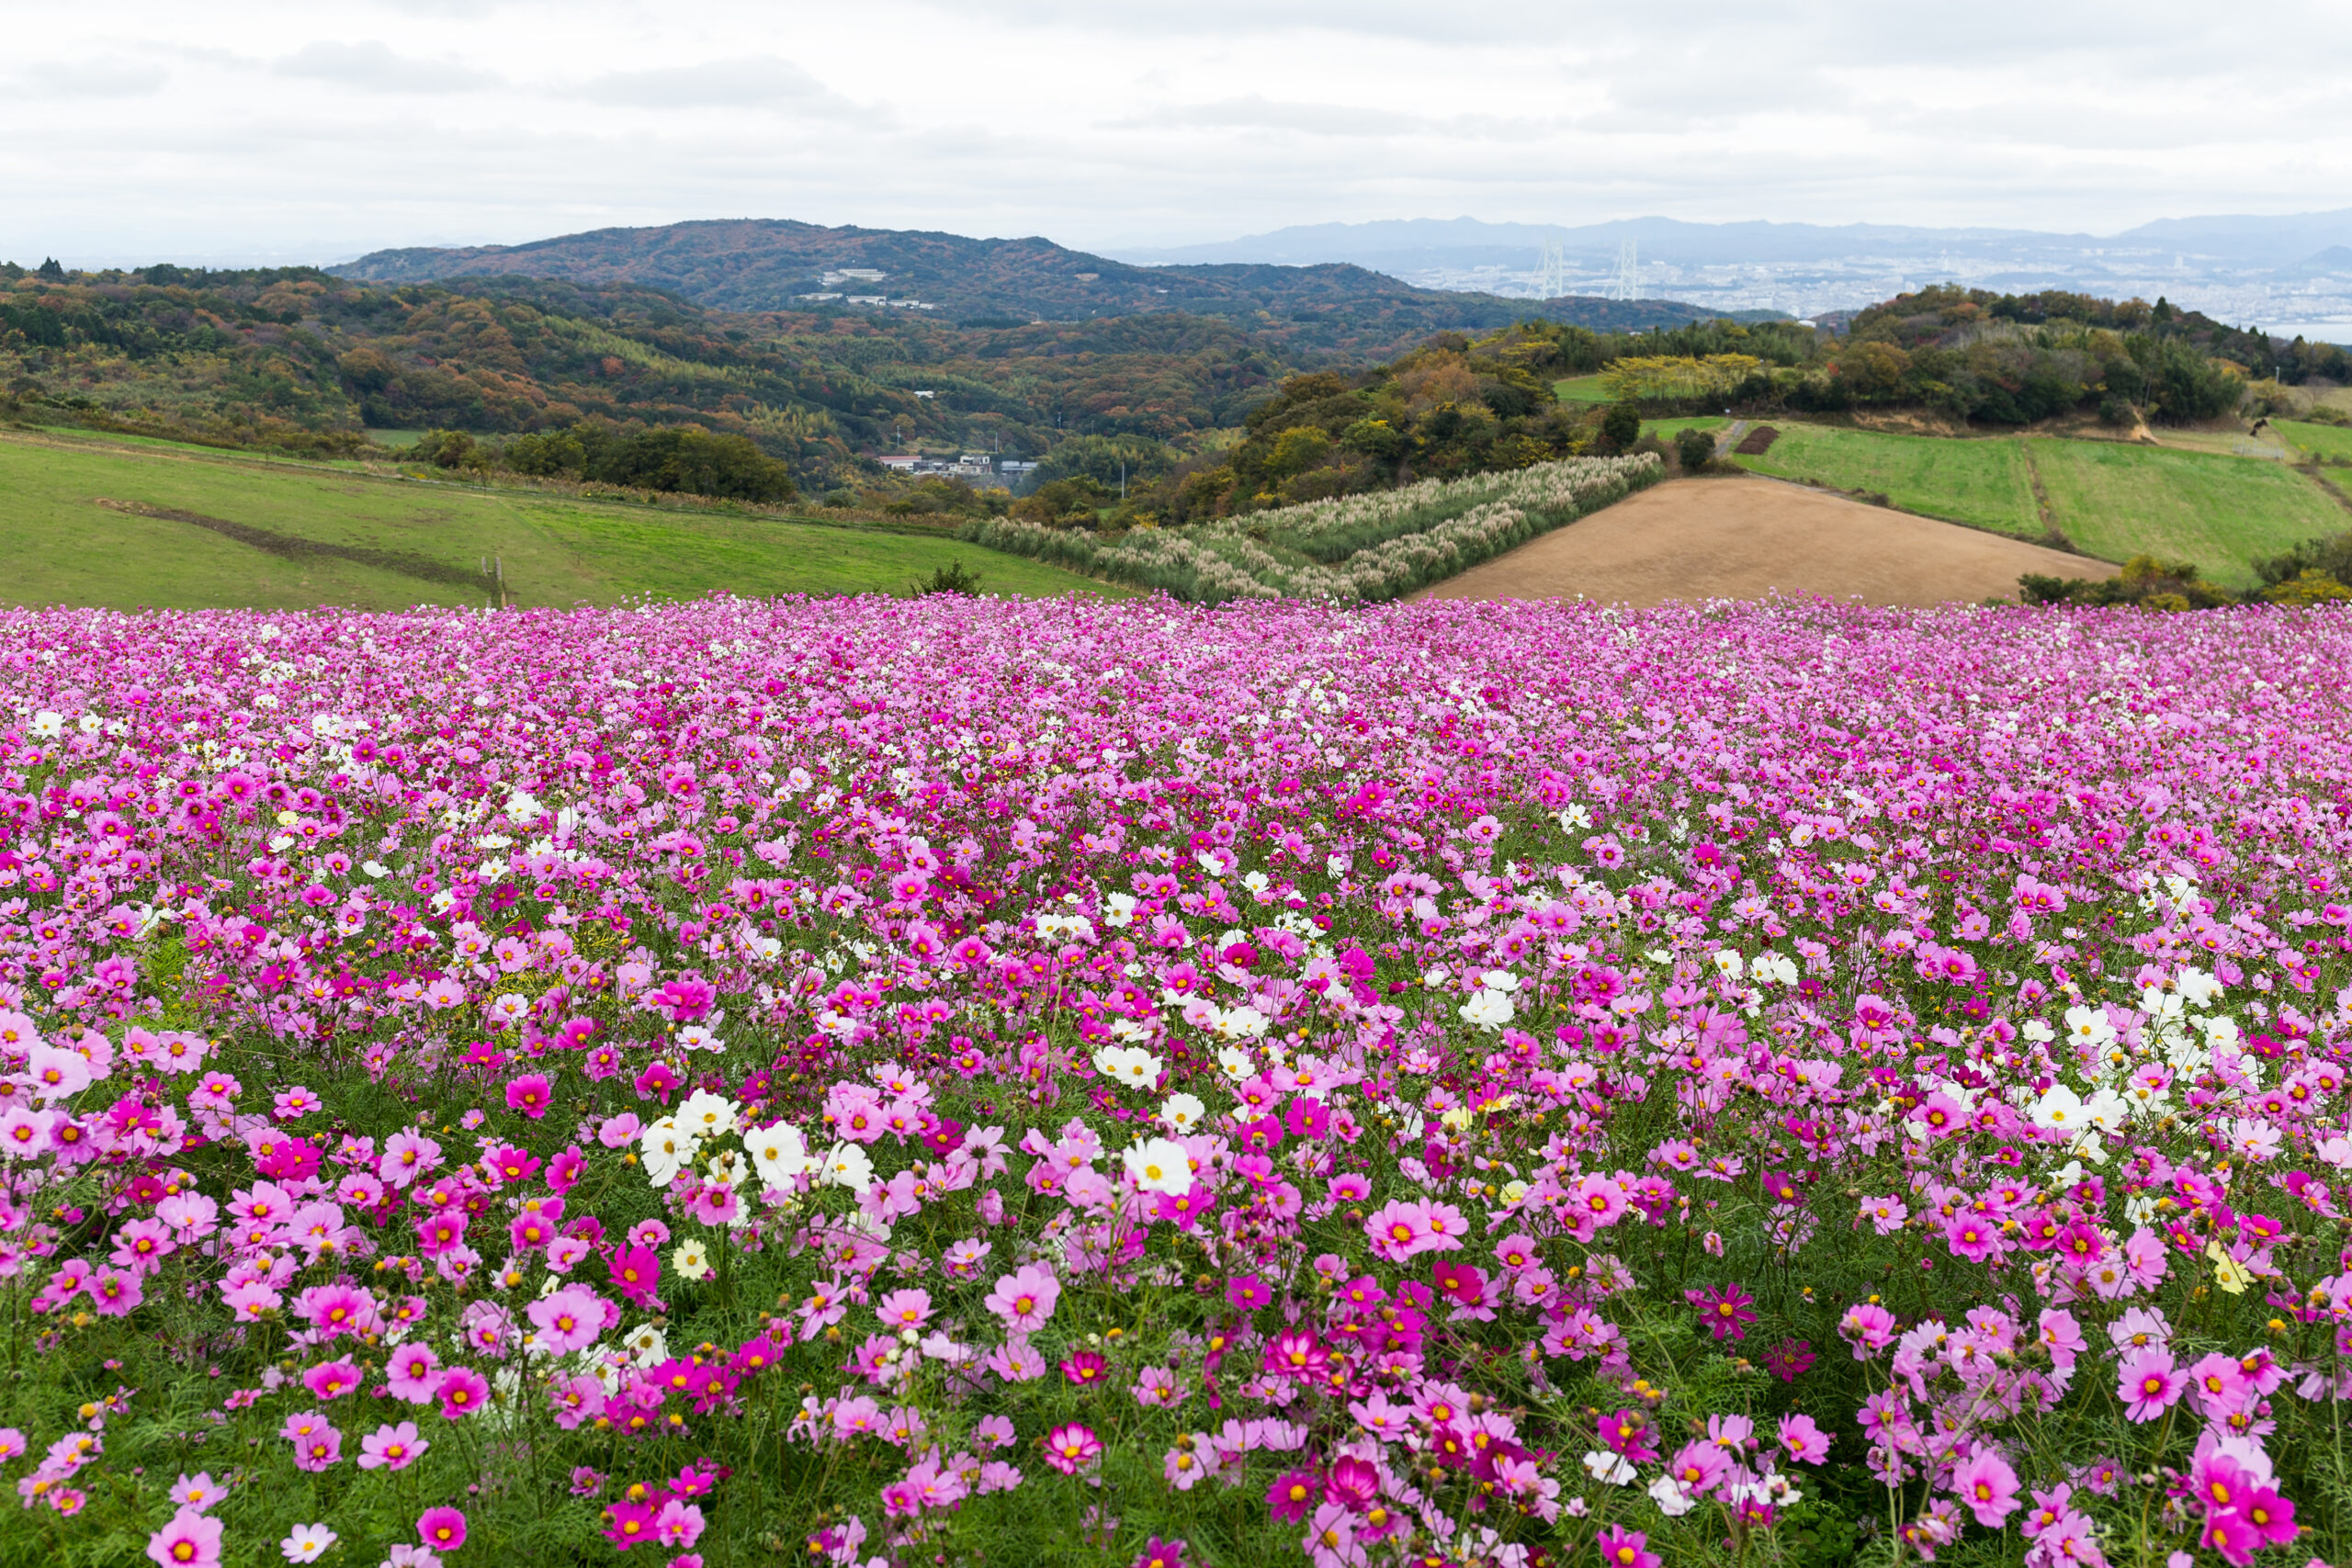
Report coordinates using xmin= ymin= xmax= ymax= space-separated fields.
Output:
xmin=334 ymin=219 xmax=1775 ymax=352
xmin=0 ymin=266 xmax=1326 ymax=479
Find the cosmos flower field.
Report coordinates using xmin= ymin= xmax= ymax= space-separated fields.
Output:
xmin=3 ymin=594 xmax=2350 ymax=1568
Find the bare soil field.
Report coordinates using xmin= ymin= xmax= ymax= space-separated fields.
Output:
xmin=1418 ymin=476 xmax=2117 ymax=606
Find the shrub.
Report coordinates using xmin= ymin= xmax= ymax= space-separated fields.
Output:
xmin=1673 ymin=426 xmax=1717 ymax=473
xmin=910 ymin=558 xmax=986 ymax=595
xmin=1599 ymin=401 xmax=1642 ymax=452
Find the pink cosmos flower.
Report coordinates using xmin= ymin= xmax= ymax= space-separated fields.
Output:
xmin=526 ymin=1286 xmax=605 ymax=1355
xmin=983 ymin=1264 xmax=1060 ymax=1330
xmin=146 ymin=1507 xmax=224 ymax=1568
xmin=303 ymin=1359 xmax=362 ymax=1401
xmin=2201 ymin=1509 xmax=2262 ymax=1566
xmin=1775 ymin=1414 xmax=1831 ymax=1466
xmin=1839 ymin=1301 xmax=1897 ymax=1358
xmin=1951 ymin=1450 xmax=2020 ymax=1527
xmin=1041 ymin=1422 xmax=1102 ymax=1474
xmin=386 ymin=1342 xmax=443 ymax=1402
xmin=2233 ymin=1484 xmax=2298 ymax=1548
xmin=876 ymin=1289 xmax=933 ymax=1330
xmin=168 ymin=1472 xmax=227 ymax=1512
xmin=289 ymin=1421 xmax=343 ymax=1472
xmin=653 ymin=1499 xmax=706 ymax=1549
xmin=435 ymin=1366 xmax=491 ymax=1420
xmin=1227 ymin=1273 xmax=1272 ymax=1311
xmin=1665 ymin=1439 xmax=1732 ymax=1495
xmin=360 ymin=1421 xmax=429 ymax=1471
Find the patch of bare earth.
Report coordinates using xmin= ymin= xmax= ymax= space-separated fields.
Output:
xmin=1416 ymin=477 xmax=2118 ymax=607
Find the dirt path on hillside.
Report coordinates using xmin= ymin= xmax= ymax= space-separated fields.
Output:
xmin=1417 ymin=477 xmax=2117 ymax=606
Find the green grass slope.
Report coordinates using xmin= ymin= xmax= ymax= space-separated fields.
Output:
xmin=2021 ymin=438 xmax=2346 ymax=588
xmin=2275 ymin=419 xmax=2352 ymax=463
xmin=0 ymin=430 xmax=1122 ymax=611
xmin=1731 ymin=425 xmax=2042 ymax=536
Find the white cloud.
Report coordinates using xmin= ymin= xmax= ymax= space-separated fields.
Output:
xmin=574 ymin=57 xmax=861 ymax=115
xmin=274 ymin=41 xmax=500 ymax=93
xmin=9 ymin=58 xmax=169 ymax=98
xmin=0 ymin=0 xmax=2346 ymax=265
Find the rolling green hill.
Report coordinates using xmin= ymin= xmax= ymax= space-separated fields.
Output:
xmin=0 ymin=427 xmax=1119 ymax=611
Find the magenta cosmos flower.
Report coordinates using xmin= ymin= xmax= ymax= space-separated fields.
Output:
xmin=1595 ymin=1525 xmax=1659 ymax=1568
xmin=418 ymin=1506 xmax=468 ymax=1551
xmin=1684 ymin=1282 xmax=1758 ymax=1341
xmin=2117 ymin=1348 xmax=2181 ymax=1421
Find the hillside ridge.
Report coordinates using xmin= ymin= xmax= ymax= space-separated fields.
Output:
xmin=334 ymin=217 xmax=1780 ymax=343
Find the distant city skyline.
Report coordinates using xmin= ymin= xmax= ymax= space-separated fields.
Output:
xmin=6 ymin=0 xmax=2349 ymax=272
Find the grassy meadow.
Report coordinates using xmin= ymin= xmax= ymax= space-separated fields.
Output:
xmin=0 ymin=427 xmax=1123 ymax=611
xmin=1731 ymin=424 xmax=2044 ymax=536
xmin=2021 ymin=437 xmax=2347 ymax=587
xmin=2276 ymin=419 xmax=2352 ymax=463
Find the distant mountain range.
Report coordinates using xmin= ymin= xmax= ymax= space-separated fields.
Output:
xmin=1113 ymin=211 xmax=2352 ymax=333
xmin=333 ymin=220 xmax=1785 ymax=355
xmin=1118 ymin=210 xmax=2352 ymax=269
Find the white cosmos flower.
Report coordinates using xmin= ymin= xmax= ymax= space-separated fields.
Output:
xmin=2064 ymin=1006 xmax=2116 ymax=1050
xmin=1222 ymin=1008 xmax=1270 ymax=1041
xmin=2030 ymin=1086 xmax=2086 ymax=1132
xmin=639 ymin=1118 xmax=700 ymax=1185
xmin=675 ymin=1090 xmax=739 ymax=1139
xmin=1581 ymin=1450 xmax=1636 ymax=1485
xmin=746 ymin=1122 xmax=810 ymax=1189
xmin=1123 ymin=1137 xmax=1193 ymax=1195
xmin=1216 ymin=1047 xmax=1255 ymax=1080
xmin=2078 ymin=1089 xmax=2129 ymax=1132
xmin=1091 ymin=1044 xmax=1164 ymax=1089
xmin=1461 ymin=989 xmax=1515 ymax=1030
xmin=820 ymin=1142 xmax=875 ymax=1192
xmin=1649 ymin=1475 xmax=1698 ymax=1516
xmin=1160 ymin=1092 xmax=1206 ymax=1133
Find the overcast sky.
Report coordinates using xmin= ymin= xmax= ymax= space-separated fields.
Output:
xmin=7 ymin=0 xmax=2350 ymax=266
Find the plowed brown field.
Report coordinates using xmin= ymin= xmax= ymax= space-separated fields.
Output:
xmin=1417 ymin=477 xmax=2116 ymax=606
